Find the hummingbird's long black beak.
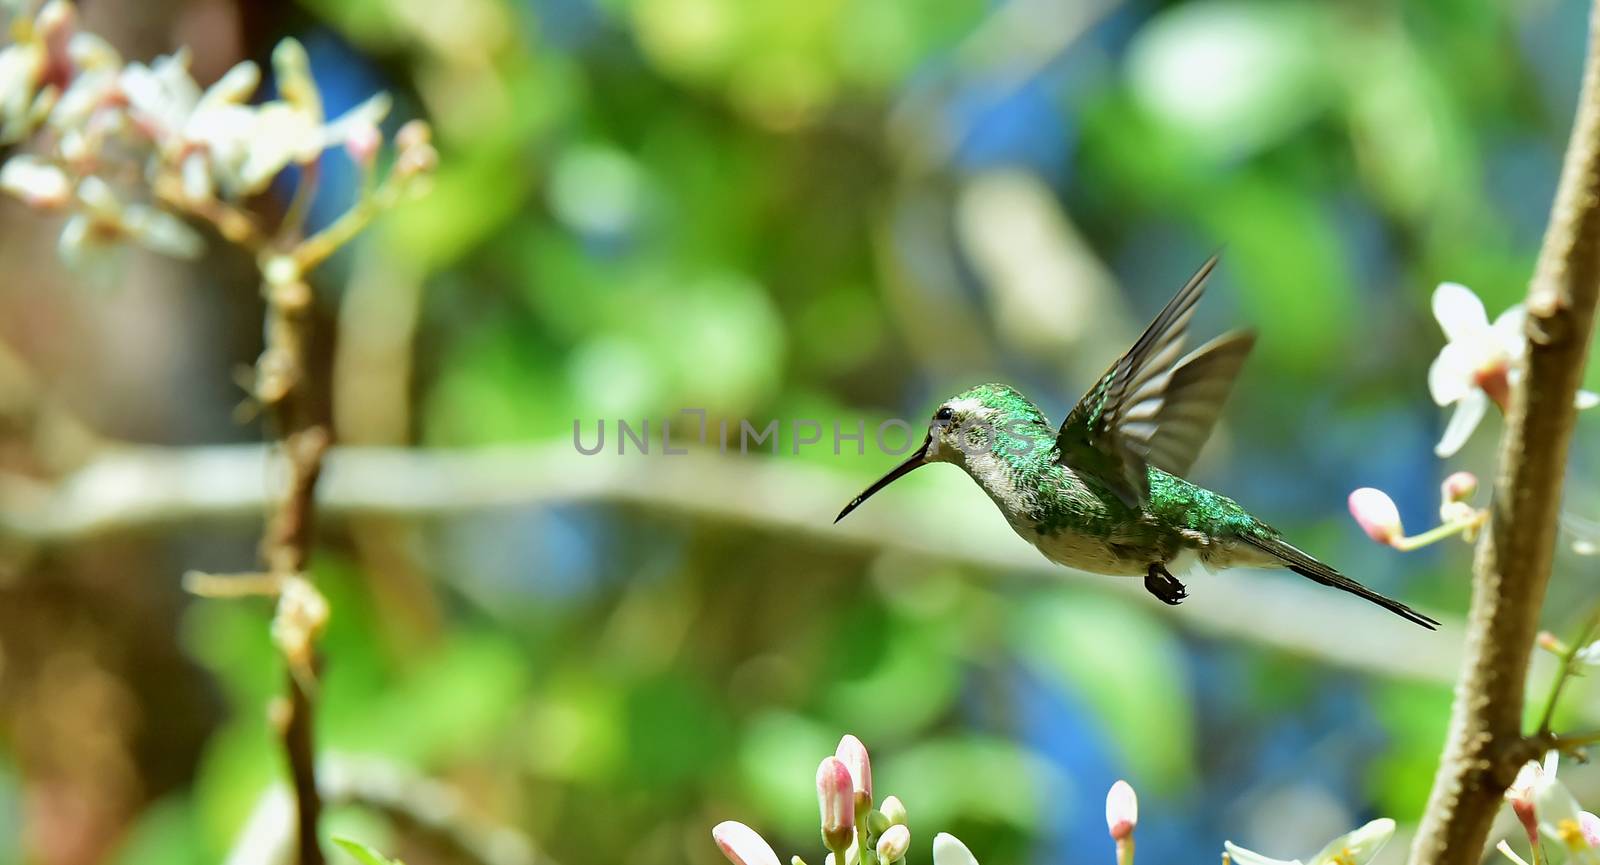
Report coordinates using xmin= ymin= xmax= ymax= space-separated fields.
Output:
xmin=835 ymin=436 xmax=931 ymax=523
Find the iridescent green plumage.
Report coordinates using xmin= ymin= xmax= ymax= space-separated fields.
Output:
xmin=836 ymin=258 xmax=1438 ymax=629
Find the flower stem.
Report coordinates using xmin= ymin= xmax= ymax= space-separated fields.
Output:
xmin=1393 ymin=513 xmax=1487 ymax=551
xmin=1535 ymin=603 xmax=1600 ymax=735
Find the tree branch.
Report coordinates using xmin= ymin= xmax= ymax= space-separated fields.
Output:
xmin=1408 ymin=3 xmax=1600 ymax=862
xmin=259 ymin=271 xmax=331 ymax=865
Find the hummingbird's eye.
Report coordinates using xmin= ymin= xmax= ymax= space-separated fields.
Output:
xmin=934 ymin=406 xmax=954 ymax=423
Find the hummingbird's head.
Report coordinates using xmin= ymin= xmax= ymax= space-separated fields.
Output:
xmin=835 ymin=384 xmax=1050 ymax=522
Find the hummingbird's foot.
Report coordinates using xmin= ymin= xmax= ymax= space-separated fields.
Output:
xmin=1143 ymin=563 xmax=1187 ymax=605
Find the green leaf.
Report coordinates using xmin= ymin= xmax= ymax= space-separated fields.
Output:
xmin=333 ymin=836 xmax=403 ymax=865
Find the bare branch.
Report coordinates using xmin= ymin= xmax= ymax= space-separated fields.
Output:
xmin=1408 ymin=3 xmax=1600 ymax=862
xmin=0 ymin=441 xmax=1465 ymax=681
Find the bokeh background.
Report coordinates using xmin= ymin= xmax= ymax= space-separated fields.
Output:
xmin=2 ymin=0 xmax=1600 ymax=864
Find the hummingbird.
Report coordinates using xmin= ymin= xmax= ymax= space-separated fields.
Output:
xmin=835 ymin=255 xmax=1438 ymax=629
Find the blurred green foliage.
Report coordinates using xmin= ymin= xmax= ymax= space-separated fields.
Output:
xmin=5 ymin=1 xmax=1600 ymax=864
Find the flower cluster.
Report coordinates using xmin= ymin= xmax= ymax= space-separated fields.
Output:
xmin=713 ymin=736 xmax=949 ymax=865
xmin=0 ymin=0 xmax=435 ymax=269
xmin=1497 ymin=752 xmax=1600 ymax=865
xmin=1348 ymin=470 xmax=1485 ymax=553
xmin=1350 ymin=281 xmax=1600 ymax=556
xmin=713 ymin=743 xmax=1396 ymax=865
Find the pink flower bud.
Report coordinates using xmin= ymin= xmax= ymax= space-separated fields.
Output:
xmin=396 ymin=118 xmax=432 ymax=153
xmin=1581 ymin=812 xmax=1600 ymax=848
xmin=835 ymin=735 xmax=872 ymax=808
xmin=1441 ymin=471 xmax=1478 ymax=504
xmin=817 ymin=756 xmax=855 ymax=852
xmin=1105 ymin=779 xmax=1137 ymax=841
xmin=713 ymin=822 xmax=782 ymax=865
xmin=1348 ymin=488 xmax=1403 ymax=546
xmin=1538 ymin=631 xmax=1567 ymax=654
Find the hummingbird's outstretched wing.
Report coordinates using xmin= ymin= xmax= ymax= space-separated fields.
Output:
xmin=1055 ymin=254 xmax=1224 ymax=507
xmin=1143 ymin=329 xmax=1256 ymax=477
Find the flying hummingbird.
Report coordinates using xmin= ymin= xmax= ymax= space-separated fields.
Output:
xmin=835 ymin=255 xmax=1438 ymax=629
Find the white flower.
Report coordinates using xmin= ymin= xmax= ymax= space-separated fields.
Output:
xmin=235 ymin=38 xmax=389 ymax=194
xmin=1532 ymin=762 xmax=1598 ymax=857
xmin=932 ymin=833 xmax=979 ymax=865
xmin=1225 ymin=818 xmax=1395 ymax=865
xmin=712 ymin=822 xmax=781 ymax=865
xmin=1429 ymin=283 xmax=1598 ymax=457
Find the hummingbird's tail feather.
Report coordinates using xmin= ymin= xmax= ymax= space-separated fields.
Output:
xmin=1242 ymin=534 xmax=1440 ymax=630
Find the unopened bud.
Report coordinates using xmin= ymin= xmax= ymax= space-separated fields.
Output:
xmin=866 ymin=810 xmax=889 ymax=837
xmin=396 ymin=118 xmax=431 ymax=152
xmin=880 ymin=795 xmax=907 ymax=827
xmin=876 ymin=825 xmax=910 ymax=863
xmin=1538 ymin=631 xmax=1569 ymax=654
xmin=1441 ymin=471 xmax=1478 ymax=504
xmin=1348 ymin=487 xmax=1403 ymax=547
xmin=817 ymin=756 xmax=855 ymax=853
xmin=835 ymin=734 xmax=872 ymax=809
xmin=1105 ymin=779 xmax=1137 ymax=841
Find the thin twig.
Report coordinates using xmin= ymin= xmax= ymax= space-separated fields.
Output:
xmin=1409 ymin=2 xmax=1600 ymax=862
xmin=1534 ymin=605 xmax=1600 ymax=736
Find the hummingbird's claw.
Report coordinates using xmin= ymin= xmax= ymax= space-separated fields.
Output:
xmin=1143 ymin=564 xmax=1187 ymax=606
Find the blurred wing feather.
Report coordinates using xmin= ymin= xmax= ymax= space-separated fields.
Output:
xmin=1056 ymin=255 xmax=1225 ymax=506
xmin=1142 ymin=330 xmax=1255 ymax=476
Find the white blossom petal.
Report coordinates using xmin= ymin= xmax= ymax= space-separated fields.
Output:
xmin=198 ymin=60 xmax=260 ymax=108
xmin=1535 ymin=773 xmax=1591 ymax=852
xmin=320 ymin=91 xmax=391 ymax=148
xmin=1429 ymin=341 xmax=1477 ymax=405
xmin=711 ymin=822 xmax=781 ymax=865
xmin=1433 ymin=282 xmax=1491 ymax=343
xmin=1309 ymin=819 xmax=1395 ymax=865
xmin=1222 ymin=841 xmax=1301 ymax=865
xmin=1492 ymin=304 xmax=1528 ymax=360
xmin=1436 ymin=390 xmax=1488 ymax=457
xmin=236 ymin=101 xmax=317 ymax=192
xmin=932 ymin=833 xmax=979 ymax=865
xmin=1577 ymin=390 xmax=1599 ymax=410
xmin=120 ymin=48 xmax=200 ymax=140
